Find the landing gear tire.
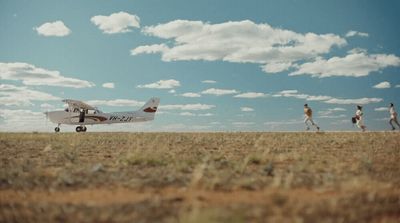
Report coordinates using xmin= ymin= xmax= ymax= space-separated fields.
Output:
xmin=76 ymin=126 xmax=87 ymax=132
xmin=55 ymin=127 xmax=60 ymax=132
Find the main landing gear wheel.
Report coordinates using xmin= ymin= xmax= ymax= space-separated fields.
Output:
xmin=55 ymin=127 xmax=60 ymax=132
xmin=76 ymin=126 xmax=87 ymax=132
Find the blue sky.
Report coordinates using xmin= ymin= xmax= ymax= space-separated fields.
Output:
xmin=1 ymin=0 xmax=400 ymax=132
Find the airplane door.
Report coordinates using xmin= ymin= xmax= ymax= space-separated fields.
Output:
xmin=79 ymin=110 xmax=85 ymax=123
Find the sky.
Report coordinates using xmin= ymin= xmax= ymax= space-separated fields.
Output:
xmin=1 ymin=0 xmax=400 ymax=132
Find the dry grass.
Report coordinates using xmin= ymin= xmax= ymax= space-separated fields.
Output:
xmin=0 ymin=132 xmax=399 ymax=222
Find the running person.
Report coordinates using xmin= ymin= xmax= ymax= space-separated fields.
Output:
xmin=304 ymin=104 xmax=320 ymax=131
xmin=389 ymin=103 xmax=400 ymax=130
xmin=355 ymin=105 xmax=366 ymax=132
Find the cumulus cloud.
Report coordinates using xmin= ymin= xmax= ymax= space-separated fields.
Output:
xmin=324 ymin=97 xmax=382 ymax=105
xmin=132 ymin=20 xmax=346 ymax=73
xmin=374 ymin=107 xmax=388 ymax=111
xmin=160 ymin=103 xmax=215 ymax=111
xmin=373 ymin=81 xmax=391 ymax=89
xmin=91 ymin=11 xmax=140 ymax=34
xmin=396 ymin=84 xmax=400 ymax=88
xmin=179 ymin=112 xmax=196 ymax=116
xmin=102 ymin=82 xmax=115 ymax=89
xmin=318 ymin=107 xmax=346 ymax=116
xmin=137 ymin=79 xmax=180 ymax=89
xmin=234 ymin=92 xmax=267 ymax=98
xmin=131 ymin=44 xmax=169 ymax=55
xmin=290 ymin=52 xmax=400 ymax=77
xmin=34 ymin=21 xmax=71 ymax=37
xmin=273 ymin=89 xmax=382 ymax=105
xmin=0 ymin=109 xmax=49 ymax=132
xmin=201 ymin=80 xmax=217 ymax=84
xmin=240 ymin=107 xmax=254 ymax=112
xmin=181 ymin=92 xmax=201 ymax=97
xmin=0 ymin=62 xmax=94 ymax=88
xmin=345 ymin=30 xmax=369 ymax=38
xmin=86 ymin=99 xmax=144 ymax=107
xmin=201 ymin=88 xmax=239 ymax=96
xmin=261 ymin=62 xmax=292 ymax=73
xmin=273 ymin=90 xmax=328 ymax=101
xmin=0 ymin=84 xmax=60 ymax=106
xmin=40 ymin=103 xmax=55 ymax=110
xmin=179 ymin=112 xmax=214 ymax=117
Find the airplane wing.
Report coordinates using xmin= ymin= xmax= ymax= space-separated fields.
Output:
xmin=62 ymin=99 xmax=96 ymax=110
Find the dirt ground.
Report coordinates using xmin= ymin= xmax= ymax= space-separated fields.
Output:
xmin=0 ymin=132 xmax=399 ymax=222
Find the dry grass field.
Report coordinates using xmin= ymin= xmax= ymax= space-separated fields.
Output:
xmin=0 ymin=132 xmax=399 ymax=223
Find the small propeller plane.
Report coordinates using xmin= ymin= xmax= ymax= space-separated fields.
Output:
xmin=45 ymin=97 xmax=160 ymax=132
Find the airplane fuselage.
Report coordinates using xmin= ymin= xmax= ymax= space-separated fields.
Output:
xmin=46 ymin=110 xmax=154 ymax=125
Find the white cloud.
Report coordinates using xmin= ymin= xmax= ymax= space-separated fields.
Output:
xmin=396 ymin=84 xmax=400 ymax=88
xmin=201 ymin=88 xmax=239 ymax=96
xmin=374 ymin=107 xmax=388 ymax=111
xmin=318 ymin=114 xmax=347 ymax=119
xmin=201 ymin=80 xmax=217 ymax=84
xmin=40 ymin=103 xmax=55 ymax=110
xmin=160 ymin=103 xmax=215 ymax=111
xmin=137 ymin=79 xmax=180 ymax=89
xmin=179 ymin=112 xmax=213 ymax=117
xmin=133 ymin=20 xmax=346 ymax=73
xmin=91 ymin=11 xmax=140 ymax=34
xmin=373 ymin=81 xmax=391 ymax=89
xmin=234 ymin=92 xmax=267 ymax=98
xmin=0 ymin=84 xmax=60 ymax=106
xmin=324 ymin=97 xmax=382 ymax=105
xmin=290 ymin=52 xmax=400 ymax=77
xmin=198 ymin=113 xmax=213 ymax=116
xmin=168 ymin=89 xmax=176 ymax=94
xmin=0 ymin=62 xmax=94 ymax=88
xmin=181 ymin=92 xmax=201 ymax=97
xmin=345 ymin=30 xmax=369 ymax=38
xmin=87 ymin=99 xmax=144 ymax=107
xmin=131 ymin=44 xmax=169 ymax=55
xmin=273 ymin=89 xmax=382 ymax=105
xmin=102 ymin=82 xmax=115 ymax=89
xmin=34 ymin=21 xmax=71 ymax=37
xmin=179 ymin=112 xmax=196 ymax=116
xmin=318 ymin=107 xmax=346 ymax=116
xmin=240 ymin=107 xmax=254 ymax=112
xmin=0 ymin=109 xmax=49 ymax=132
xmin=261 ymin=62 xmax=292 ymax=73
xmin=273 ymin=90 xmax=328 ymax=101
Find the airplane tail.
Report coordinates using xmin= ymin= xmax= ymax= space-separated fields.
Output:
xmin=139 ymin=97 xmax=160 ymax=119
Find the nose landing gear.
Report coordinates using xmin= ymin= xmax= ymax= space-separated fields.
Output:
xmin=76 ymin=126 xmax=87 ymax=132
xmin=55 ymin=124 xmax=61 ymax=132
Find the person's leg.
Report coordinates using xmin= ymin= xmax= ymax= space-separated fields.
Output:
xmin=360 ymin=119 xmax=366 ymax=132
xmin=394 ymin=117 xmax=400 ymax=129
xmin=389 ymin=118 xmax=396 ymax=130
xmin=304 ymin=117 xmax=310 ymax=130
xmin=309 ymin=118 xmax=320 ymax=131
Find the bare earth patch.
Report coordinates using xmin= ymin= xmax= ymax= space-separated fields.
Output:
xmin=0 ymin=132 xmax=399 ymax=222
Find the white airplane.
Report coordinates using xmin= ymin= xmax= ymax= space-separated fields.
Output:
xmin=45 ymin=97 xmax=160 ymax=132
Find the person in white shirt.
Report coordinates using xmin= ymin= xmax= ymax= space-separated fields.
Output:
xmin=304 ymin=104 xmax=320 ymax=131
xmin=389 ymin=103 xmax=400 ymax=130
xmin=355 ymin=105 xmax=366 ymax=132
